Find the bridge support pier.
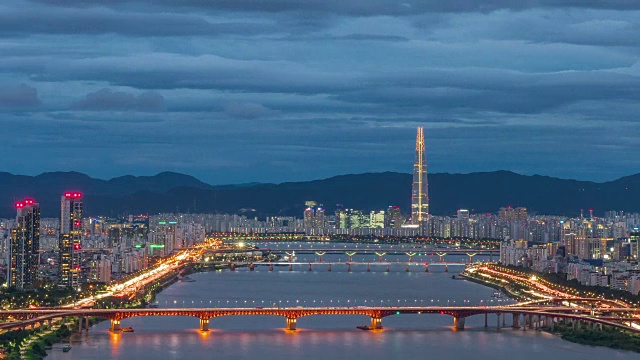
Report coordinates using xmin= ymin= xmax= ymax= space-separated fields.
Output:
xmin=496 ymin=314 xmax=501 ymax=330
xmin=453 ymin=317 xmax=465 ymax=330
xmin=86 ymin=316 xmax=90 ymax=331
xmin=347 ymin=263 xmax=351 ymax=272
xmin=286 ymin=317 xmax=297 ymax=330
xmin=328 ymin=264 xmax=331 ymax=272
xmin=425 ymin=264 xmax=429 ymax=272
xmin=199 ymin=318 xmax=210 ymax=332
xmin=110 ymin=320 xmax=121 ymax=332
xmin=308 ymin=263 xmax=312 ymax=271
xmin=231 ymin=263 xmax=235 ymax=271
xmin=367 ymin=263 xmax=371 ymax=272
xmin=503 ymin=313 xmax=506 ymax=327
xmin=386 ymin=265 xmax=390 ymax=272
xmin=249 ymin=263 xmax=254 ymax=271
xmin=445 ymin=264 xmax=449 ymax=273
xmin=78 ymin=317 xmax=83 ymax=333
xmin=484 ymin=313 xmax=488 ymax=328
xmin=371 ymin=317 xmax=383 ymax=330
xmin=405 ymin=265 xmax=409 ymax=272
xmin=512 ymin=314 xmax=519 ymax=328
xmin=289 ymin=264 xmax=293 ymax=271
xmin=269 ymin=264 xmax=273 ymax=271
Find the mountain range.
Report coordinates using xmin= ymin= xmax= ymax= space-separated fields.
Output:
xmin=0 ymin=171 xmax=639 ymax=218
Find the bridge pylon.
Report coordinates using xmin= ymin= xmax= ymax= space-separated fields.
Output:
xmin=345 ymin=252 xmax=357 ymax=262
xmin=371 ymin=317 xmax=383 ymax=329
xmin=406 ymin=252 xmax=417 ymax=262
xmin=110 ymin=319 xmax=121 ymax=332
xmin=375 ymin=252 xmax=387 ymax=262
xmin=436 ymin=252 xmax=447 ymax=262
xmin=286 ymin=317 xmax=297 ymax=330
xmin=467 ymin=253 xmax=478 ymax=264
xmin=200 ymin=318 xmax=210 ymax=332
xmin=315 ymin=252 xmax=326 ymax=262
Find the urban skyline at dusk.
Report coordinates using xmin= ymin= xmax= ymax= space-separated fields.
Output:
xmin=1 ymin=1 xmax=640 ymax=183
xmin=1 ymin=1 xmax=640 ymax=359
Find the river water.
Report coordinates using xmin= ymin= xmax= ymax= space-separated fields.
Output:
xmin=48 ymin=243 xmax=637 ymax=360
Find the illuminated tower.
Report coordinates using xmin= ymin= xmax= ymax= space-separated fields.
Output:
xmin=411 ymin=127 xmax=429 ymax=223
xmin=8 ymin=199 xmax=40 ymax=289
xmin=59 ymin=192 xmax=83 ymax=289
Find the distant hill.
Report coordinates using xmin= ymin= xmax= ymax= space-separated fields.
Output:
xmin=0 ymin=171 xmax=639 ymax=218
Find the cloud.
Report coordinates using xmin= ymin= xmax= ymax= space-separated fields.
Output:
xmin=71 ymin=89 xmax=166 ymax=111
xmin=0 ymin=7 xmax=275 ymax=37
xmin=28 ymin=0 xmax=640 ymax=14
xmin=223 ymin=102 xmax=274 ymax=119
xmin=0 ymin=84 xmax=41 ymax=108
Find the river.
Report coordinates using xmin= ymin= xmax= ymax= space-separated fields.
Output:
xmin=48 ymin=243 xmax=637 ymax=359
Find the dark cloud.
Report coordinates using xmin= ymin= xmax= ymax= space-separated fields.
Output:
xmin=0 ymin=84 xmax=41 ymax=108
xmin=71 ymin=89 xmax=166 ymax=111
xmin=0 ymin=0 xmax=639 ymax=183
xmin=0 ymin=7 xmax=274 ymax=37
xmin=223 ymin=102 xmax=274 ymax=119
xmin=28 ymin=0 xmax=640 ymax=14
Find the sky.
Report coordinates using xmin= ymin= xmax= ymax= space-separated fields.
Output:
xmin=1 ymin=1 xmax=639 ymax=184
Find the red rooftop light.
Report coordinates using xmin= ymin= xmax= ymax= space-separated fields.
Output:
xmin=64 ymin=192 xmax=83 ymax=199
xmin=24 ymin=198 xmax=34 ymax=205
xmin=15 ymin=202 xmax=24 ymax=208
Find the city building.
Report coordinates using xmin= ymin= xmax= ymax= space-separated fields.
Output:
xmin=384 ymin=206 xmax=403 ymax=228
xmin=7 ymin=199 xmax=40 ymax=289
xmin=58 ymin=192 xmax=83 ymax=289
xmin=411 ymin=126 xmax=428 ymax=224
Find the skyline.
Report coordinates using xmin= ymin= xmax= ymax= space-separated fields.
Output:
xmin=1 ymin=1 xmax=640 ymax=183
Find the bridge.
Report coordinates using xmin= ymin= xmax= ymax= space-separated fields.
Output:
xmin=202 ymin=261 xmax=467 ymax=272
xmin=1 ymin=306 xmax=637 ymax=333
xmin=205 ymin=248 xmax=498 ymax=263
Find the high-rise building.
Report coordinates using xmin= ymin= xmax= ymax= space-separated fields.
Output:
xmin=457 ymin=209 xmax=470 ymax=220
xmin=8 ymin=199 xmax=40 ymax=289
xmin=315 ymin=208 xmax=326 ymax=228
xmin=59 ymin=192 xmax=83 ymax=289
xmin=304 ymin=207 xmax=315 ymax=228
xmin=370 ymin=211 xmax=385 ymax=228
xmin=385 ymin=206 xmax=404 ymax=228
xmin=411 ymin=127 xmax=428 ymax=224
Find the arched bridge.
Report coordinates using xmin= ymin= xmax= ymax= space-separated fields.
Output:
xmin=1 ymin=306 xmax=638 ymax=333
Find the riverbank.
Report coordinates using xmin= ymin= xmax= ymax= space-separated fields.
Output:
xmin=459 ymin=271 xmax=527 ymax=302
xmin=461 ymin=267 xmax=640 ymax=354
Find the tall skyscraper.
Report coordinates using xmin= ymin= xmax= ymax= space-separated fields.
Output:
xmin=303 ymin=207 xmax=315 ymax=228
xmin=411 ymin=126 xmax=429 ymax=224
xmin=315 ymin=207 xmax=326 ymax=228
xmin=59 ymin=192 xmax=83 ymax=289
xmin=8 ymin=199 xmax=40 ymax=289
